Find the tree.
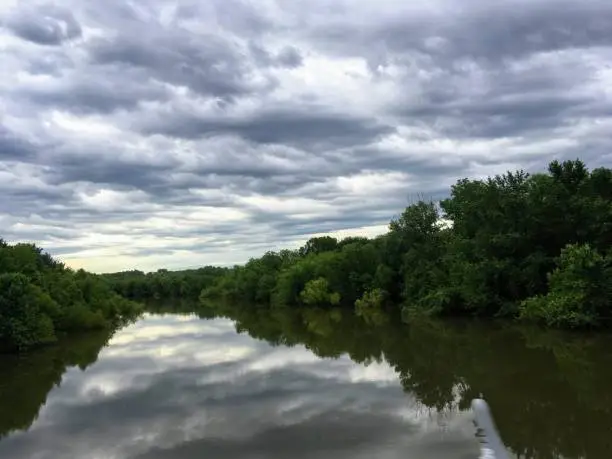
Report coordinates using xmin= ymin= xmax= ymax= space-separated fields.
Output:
xmin=0 ymin=273 xmax=57 ymax=350
xmin=197 ymin=158 xmax=612 ymax=329
xmin=299 ymin=236 xmax=338 ymax=257
xmin=519 ymin=243 xmax=611 ymax=328
xmin=300 ymin=278 xmax=340 ymax=307
xmin=0 ymin=241 xmax=142 ymax=352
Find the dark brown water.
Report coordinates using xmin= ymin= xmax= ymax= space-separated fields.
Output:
xmin=1 ymin=306 xmax=612 ymax=459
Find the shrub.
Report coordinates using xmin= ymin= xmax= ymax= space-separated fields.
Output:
xmin=519 ymin=243 xmax=611 ymax=328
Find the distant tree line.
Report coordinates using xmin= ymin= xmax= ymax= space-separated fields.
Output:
xmin=0 ymin=241 xmax=142 ymax=352
xmin=101 ymin=266 xmax=229 ymax=300
xmin=198 ymin=159 xmax=612 ymax=328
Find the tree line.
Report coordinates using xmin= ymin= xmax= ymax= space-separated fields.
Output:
xmin=100 ymin=266 xmax=229 ymax=300
xmin=197 ymin=159 xmax=612 ymax=328
xmin=7 ymin=157 xmax=612 ymax=343
xmin=0 ymin=240 xmax=142 ymax=352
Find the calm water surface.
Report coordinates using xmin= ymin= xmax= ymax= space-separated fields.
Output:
xmin=1 ymin=307 xmax=612 ymax=459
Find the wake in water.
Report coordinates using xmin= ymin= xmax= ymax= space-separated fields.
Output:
xmin=472 ymin=399 xmax=509 ymax=459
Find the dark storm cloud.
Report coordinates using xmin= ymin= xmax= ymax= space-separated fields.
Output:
xmin=3 ymin=5 xmax=82 ymax=46
xmin=87 ymin=29 xmax=275 ymax=100
xmin=23 ymin=53 xmax=73 ymax=77
xmin=219 ymin=174 xmax=329 ymax=198
xmin=249 ymin=43 xmax=304 ymax=68
xmin=139 ymin=108 xmax=393 ymax=149
xmin=22 ymin=72 xmax=173 ymax=115
xmin=1 ymin=0 xmax=612 ymax=270
xmin=389 ymin=52 xmax=610 ymax=139
xmin=0 ymin=186 xmax=74 ymax=213
xmin=0 ymin=125 xmax=38 ymax=160
xmin=398 ymin=92 xmax=597 ymax=139
xmin=45 ymin=153 xmax=177 ymax=191
xmin=441 ymin=3 xmax=612 ymax=61
xmin=307 ymin=1 xmax=612 ymax=64
xmin=300 ymin=1 xmax=612 ymax=138
xmin=39 ymin=138 xmax=330 ymax=201
xmin=349 ymin=146 xmax=472 ymax=180
xmin=173 ymin=0 xmax=275 ymax=37
xmin=276 ymin=46 xmax=304 ymax=68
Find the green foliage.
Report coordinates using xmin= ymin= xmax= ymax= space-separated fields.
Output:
xmin=0 ymin=242 xmax=143 ymax=352
xmin=193 ymin=158 xmax=612 ymax=329
xmin=355 ymin=288 xmax=386 ymax=312
xmin=300 ymin=277 xmax=341 ymax=306
xmin=0 ymin=273 xmax=58 ymax=350
xmin=269 ymin=242 xmax=381 ymax=308
xmin=519 ymin=244 xmax=612 ymax=328
xmin=355 ymin=288 xmax=390 ymax=326
xmin=272 ymin=255 xmax=319 ymax=307
xmin=102 ymin=266 xmax=228 ymax=301
xmin=299 ymin=236 xmax=338 ymax=257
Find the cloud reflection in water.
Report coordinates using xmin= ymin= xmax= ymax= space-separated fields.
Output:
xmin=0 ymin=314 xmax=479 ymax=459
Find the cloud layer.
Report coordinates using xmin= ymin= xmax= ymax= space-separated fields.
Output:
xmin=0 ymin=314 xmax=479 ymax=459
xmin=1 ymin=0 xmax=612 ymax=271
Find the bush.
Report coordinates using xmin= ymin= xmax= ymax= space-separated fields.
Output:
xmin=519 ymin=244 xmax=611 ymax=328
xmin=355 ymin=288 xmax=386 ymax=314
xmin=300 ymin=278 xmax=341 ymax=307
xmin=56 ymin=305 xmax=108 ymax=330
xmin=0 ymin=273 xmax=58 ymax=350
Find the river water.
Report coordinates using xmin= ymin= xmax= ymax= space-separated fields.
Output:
xmin=1 ymin=308 xmax=612 ymax=459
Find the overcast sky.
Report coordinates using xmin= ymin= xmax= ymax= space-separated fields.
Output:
xmin=1 ymin=0 xmax=612 ymax=273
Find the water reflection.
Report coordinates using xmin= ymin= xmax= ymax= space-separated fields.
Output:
xmin=195 ymin=304 xmax=612 ymax=459
xmin=1 ymin=306 xmax=612 ymax=459
xmin=0 ymin=312 xmax=479 ymax=459
xmin=0 ymin=328 xmax=115 ymax=438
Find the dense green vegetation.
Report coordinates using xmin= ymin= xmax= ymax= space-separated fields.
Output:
xmin=0 ymin=241 xmax=142 ymax=352
xmin=196 ymin=159 xmax=612 ymax=328
xmin=101 ymin=266 xmax=228 ymax=300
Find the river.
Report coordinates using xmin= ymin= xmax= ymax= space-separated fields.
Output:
xmin=1 ymin=306 xmax=612 ymax=459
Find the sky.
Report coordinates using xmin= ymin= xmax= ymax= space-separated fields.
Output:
xmin=1 ymin=0 xmax=612 ymax=273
